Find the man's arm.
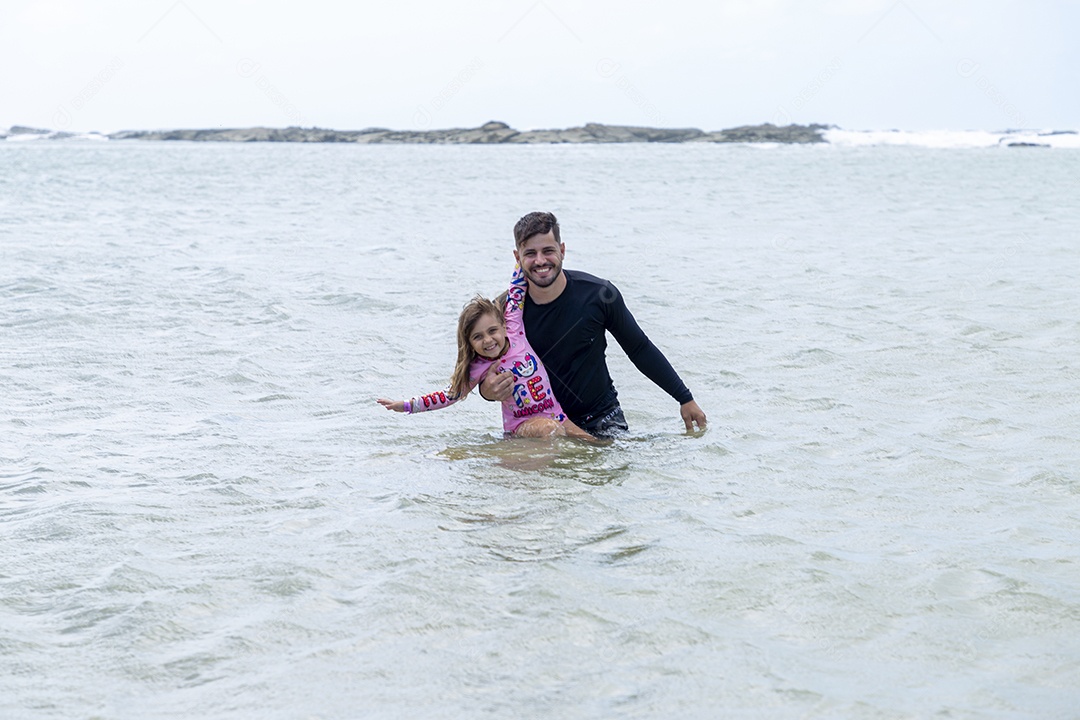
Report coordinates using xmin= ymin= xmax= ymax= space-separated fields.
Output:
xmin=603 ymin=281 xmax=707 ymax=431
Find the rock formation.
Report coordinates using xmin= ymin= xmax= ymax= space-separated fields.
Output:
xmin=103 ymin=121 xmax=830 ymax=144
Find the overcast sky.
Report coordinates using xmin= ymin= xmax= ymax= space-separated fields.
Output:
xmin=2 ymin=0 xmax=1075 ymax=133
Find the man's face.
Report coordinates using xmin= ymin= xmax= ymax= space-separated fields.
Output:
xmin=514 ymin=231 xmax=565 ymax=288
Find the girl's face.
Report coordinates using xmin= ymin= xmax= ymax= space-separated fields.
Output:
xmin=468 ymin=311 xmax=507 ymax=359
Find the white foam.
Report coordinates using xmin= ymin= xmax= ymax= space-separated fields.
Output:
xmin=823 ymin=128 xmax=1080 ymax=149
xmin=3 ymin=129 xmax=110 ymax=142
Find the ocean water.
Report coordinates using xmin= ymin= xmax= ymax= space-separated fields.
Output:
xmin=2 ymin=140 xmax=1078 ymax=718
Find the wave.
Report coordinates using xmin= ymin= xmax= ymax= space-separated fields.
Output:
xmin=823 ymin=128 xmax=1080 ymax=149
xmin=2 ymin=128 xmax=109 ymax=142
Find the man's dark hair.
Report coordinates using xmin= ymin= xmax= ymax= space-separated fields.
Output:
xmin=514 ymin=211 xmax=561 ymax=247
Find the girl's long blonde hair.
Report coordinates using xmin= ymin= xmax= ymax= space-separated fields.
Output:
xmin=448 ymin=295 xmax=504 ymax=400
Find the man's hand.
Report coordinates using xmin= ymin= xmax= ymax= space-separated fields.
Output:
xmin=680 ymin=400 xmax=707 ymax=432
xmin=479 ymin=367 xmax=514 ymax=402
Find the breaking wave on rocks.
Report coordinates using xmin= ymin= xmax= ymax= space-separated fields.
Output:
xmin=1 ymin=127 xmax=109 ymax=142
xmin=822 ymin=128 xmax=1080 ymax=149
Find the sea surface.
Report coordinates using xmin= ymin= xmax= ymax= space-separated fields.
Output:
xmin=2 ymin=140 xmax=1078 ymax=719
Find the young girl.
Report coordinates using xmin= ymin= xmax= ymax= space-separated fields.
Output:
xmin=377 ymin=265 xmax=593 ymax=440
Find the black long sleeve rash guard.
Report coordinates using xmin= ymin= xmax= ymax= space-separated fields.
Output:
xmin=522 ymin=269 xmax=693 ymax=425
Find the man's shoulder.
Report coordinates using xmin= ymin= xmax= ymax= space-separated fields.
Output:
xmin=564 ymin=269 xmax=614 ymax=292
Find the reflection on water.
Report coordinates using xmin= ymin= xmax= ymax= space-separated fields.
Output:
xmin=438 ymin=437 xmax=630 ymax=482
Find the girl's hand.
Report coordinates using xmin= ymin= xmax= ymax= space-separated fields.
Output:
xmin=377 ymin=398 xmax=406 ymax=413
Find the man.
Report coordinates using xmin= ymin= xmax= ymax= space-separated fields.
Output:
xmin=480 ymin=211 xmax=707 ymax=437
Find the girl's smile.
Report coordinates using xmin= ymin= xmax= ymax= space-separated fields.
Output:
xmin=469 ymin=311 xmax=508 ymax=359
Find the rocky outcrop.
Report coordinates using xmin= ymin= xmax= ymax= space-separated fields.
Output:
xmin=693 ymin=123 xmax=830 ymax=144
xmin=106 ymin=126 xmax=381 ymax=142
xmin=357 ymin=121 xmax=520 ymax=144
xmin=5 ymin=121 xmax=830 ymax=144
xmin=106 ymin=121 xmax=520 ymax=144
xmin=507 ymin=123 xmax=707 ymax=143
xmin=5 ymin=126 xmax=80 ymax=140
xmin=9 ymin=125 xmax=53 ymax=135
xmin=103 ymin=121 xmax=829 ymax=144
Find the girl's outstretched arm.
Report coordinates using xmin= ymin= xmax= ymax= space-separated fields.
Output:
xmin=377 ymin=387 xmax=464 ymax=415
xmin=377 ymin=398 xmax=407 ymax=412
